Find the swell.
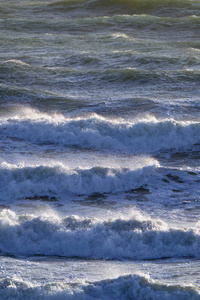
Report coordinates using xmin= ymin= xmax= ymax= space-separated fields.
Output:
xmin=0 ymin=210 xmax=199 ymax=260
xmin=46 ymin=0 xmax=200 ymax=17
xmin=2 ymin=15 xmax=200 ymax=33
xmin=0 ymin=84 xmax=93 ymax=112
xmin=1 ymin=60 xmax=200 ymax=94
xmin=1 ymin=112 xmax=200 ymax=153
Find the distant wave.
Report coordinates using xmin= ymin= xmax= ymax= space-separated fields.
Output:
xmin=0 ymin=210 xmax=199 ymax=260
xmin=1 ymin=57 xmax=200 ymax=83
xmin=2 ymin=14 xmax=200 ymax=33
xmin=0 ymin=274 xmax=199 ymax=300
xmin=1 ymin=110 xmax=200 ymax=153
xmin=47 ymin=0 xmax=200 ymax=18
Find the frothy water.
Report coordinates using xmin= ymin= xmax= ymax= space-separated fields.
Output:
xmin=2 ymin=108 xmax=200 ymax=153
xmin=1 ymin=0 xmax=200 ymax=298
xmin=0 ymin=209 xmax=199 ymax=260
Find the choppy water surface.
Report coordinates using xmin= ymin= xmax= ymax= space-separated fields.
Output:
xmin=0 ymin=0 xmax=200 ymax=299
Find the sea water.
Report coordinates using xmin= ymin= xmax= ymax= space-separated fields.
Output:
xmin=0 ymin=0 xmax=200 ymax=299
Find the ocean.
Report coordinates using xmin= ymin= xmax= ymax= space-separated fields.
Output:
xmin=0 ymin=0 xmax=200 ymax=299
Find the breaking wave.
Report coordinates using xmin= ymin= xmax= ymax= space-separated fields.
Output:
xmin=0 ymin=274 xmax=199 ymax=300
xmin=0 ymin=162 xmax=156 ymax=200
xmin=1 ymin=110 xmax=200 ymax=153
xmin=82 ymin=274 xmax=200 ymax=300
xmin=0 ymin=210 xmax=199 ymax=260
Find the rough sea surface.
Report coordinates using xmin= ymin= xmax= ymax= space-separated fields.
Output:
xmin=1 ymin=0 xmax=200 ymax=299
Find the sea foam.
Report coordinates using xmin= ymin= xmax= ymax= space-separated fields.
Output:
xmin=1 ymin=110 xmax=200 ymax=153
xmin=0 ymin=274 xmax=199 ymax=300
xmin=0 ymin=162 xmax=156 ymax=200
xmin=0 ymin=210 xmax=199 ymax=260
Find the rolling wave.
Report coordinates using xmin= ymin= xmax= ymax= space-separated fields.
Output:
xmin=1 ymin=111 xmax=200 ymax=153
xmin=82 ymin=275 xmax=200 ymax=300
xmin=1 ymin=58 xmax=200 ymax=98
xmin=0 ymin=156 xmax=199 ymax=203
xmin=0 ymin=274 xmax=199 ymax=300
xmin=1 ymin=58 xmax=200 ymax=84
xmin=0 ymin=162 xmax=156 ymax=200
xmin=1 ymin=0 xmax=200 ymax=295
xmin=0 ymin=210 xmax=199 ymax=259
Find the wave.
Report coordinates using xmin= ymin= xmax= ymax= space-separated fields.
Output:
xmin=1 ymin=111 xmax=200 ymax=153
xmin=0 ymin=209 xmax=199 ymax=259
xmin=0 ymin=274 xmax=199 ymax=300
xmin=0 ymin=84 xmax=94 ymax=114
xmin=47 ymin=0 xmax=200 ymax=18
xmin=1 ymin=61 xmax=200 ymax=99
xmin=3 ymin=14 xmax=200 ymax=34
xmin=2 ymin=57 xmax=200 ymax=82
xmin=0 ymin=162 xmax=156 ymax=200
xmin=82 ymin=275 xmax=200 ymax=300
xmin=0 ymin=84 xmax=53 ymax=104
xmin=0 ymin=157 xmax=199 ymax=203
xmin=110 ymin=14 xmax=200 ymax=29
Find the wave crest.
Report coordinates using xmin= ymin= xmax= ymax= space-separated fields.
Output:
xmin=0 ymin=210 xmax=199 ymax=260
xmin=2 ymin=112 xmax=200 ymax=153
xmin=0 ymin=163 xmax=157 ymax=199
xmin=0 ymin=274 xmax=199 ymax=300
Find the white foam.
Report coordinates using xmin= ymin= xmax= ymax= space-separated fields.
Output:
xmin=1 ymin=110 xmax=200 ymax=153
xmin=0 ymin=105 xmax=65 ymax=123
xmin=4 ymin=59 xmax=31 ymax=67
xmin=0 ymin=162 xmax=157 ymax=200
xmin=0 ymin=274 xmax=199 ymax=300
xmin=81 ymin=274 xmax=200 ymax=300
xmin=0 ymin=210 xmax=199 ymax=260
